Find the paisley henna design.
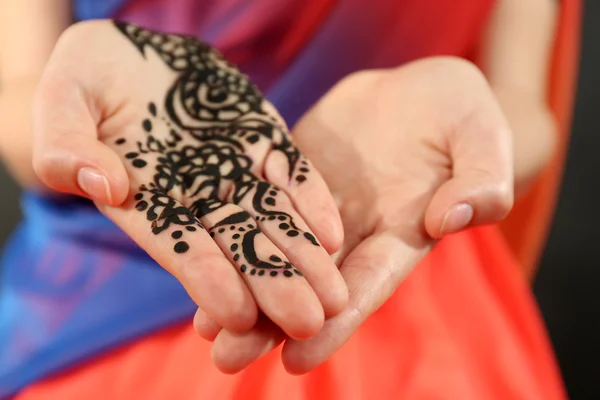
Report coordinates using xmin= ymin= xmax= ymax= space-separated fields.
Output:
xmin=113 ymin=21 xmax=317 ymax=277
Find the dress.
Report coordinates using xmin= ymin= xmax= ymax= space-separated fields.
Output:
xmin=0 ymin=0 xmax=578 ymax=398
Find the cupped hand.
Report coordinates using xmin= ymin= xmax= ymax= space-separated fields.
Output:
xmin=31 ymin=20 xmax=348 ymax=341
xmin=195 ymin=57 xmax=514 ymax=373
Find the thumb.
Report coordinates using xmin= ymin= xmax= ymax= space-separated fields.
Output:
xmin=283 ymin=232 xmax=430 ymax=374
xmin=425 ymin=107 xmax=514 ymax=239
xmin=31 ymin=70 xmax=129 ymax=206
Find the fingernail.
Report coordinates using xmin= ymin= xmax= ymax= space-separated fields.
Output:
xmin=77 ymin=167 xmax=112 ymax=203
xmin=440 ymin=203 xmax=473 ymax=236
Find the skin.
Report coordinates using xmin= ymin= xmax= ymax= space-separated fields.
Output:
xmin=0 ymin=0 xmax=557 ymax=374
xmin=479 ymin=0 xmax=558 ymax=194
xmin=0 ymin=0 xmax=70 ymax=188
xmin=190 ymin=0 xmax=560 ymax=373
xmin=198 ymin=60 xmax=516 ymax=373
xmin=33 ymin=20 xmax=349 ymax=340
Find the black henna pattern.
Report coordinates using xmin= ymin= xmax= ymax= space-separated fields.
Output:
xmin=113 ymin=21 xmax=317 ymax=278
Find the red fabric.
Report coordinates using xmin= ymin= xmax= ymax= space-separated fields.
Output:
xmin=16 ymin=227 xmax=566 ymax=400
xmin=500 ymin=0 xmax=582 ymax=278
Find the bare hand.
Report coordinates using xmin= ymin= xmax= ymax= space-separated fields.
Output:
xmin=194 ymin=57 xmax=514 ymax=374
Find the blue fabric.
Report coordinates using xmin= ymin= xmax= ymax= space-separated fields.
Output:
xmin=0 ymin=0 xmax=407 ymax=396
xmin=0 ymin=194 xmax=196 ymax=397
xmin=74 ymin=0 xmax=127 ymax=20
xmin=0 ymin=1 xmax=195 ymax=396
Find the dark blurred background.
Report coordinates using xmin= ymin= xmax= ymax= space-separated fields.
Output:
xmin=0 ymin=2 xmax=598 ymax=398
xmin=533 ymin=0 xmax=600 ymax=398
xmin=0 ymin=169 xmax=19 ymax=248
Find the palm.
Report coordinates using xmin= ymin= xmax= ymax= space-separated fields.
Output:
xmin=108 ymin=22 xmax=313 ymax=269
xmin=37 ymin=20 xmax=349 ymax=341
xmin=206 ymin=59 xmax=513 ymax=374
xmin=295 ymin=69 xmax=456 ymax=264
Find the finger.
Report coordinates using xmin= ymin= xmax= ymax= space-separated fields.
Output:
xmin=199 ymin=202 xmax=325 ymax=340
xmin=96 ymin=192 xmax=258 ymax=334
xmin=234 ymin=180 xmax=348 ymax=317
xmin=234 ymin=100 xmax=344 ymax=254
xmin=31 ymin=69 xmax=129 ymax=206
xmin=193 ymin=307 xmax=222 ymax=341
xmin=211 ymin=314 xmax=285 ymax=374
xmin=425 ymin=108 xmax=514 ymax=238
xmin=264 ymin=151 xmax=344 ymax=254
xmin=108 ymin=103 xmax=325 ymax=340
xmin=282 ymin=232 xmax=431 ymax=374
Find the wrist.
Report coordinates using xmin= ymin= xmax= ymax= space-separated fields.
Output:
xmin=492 ymin=86 xmax=557 ymax=195
xmin=0 ymin=77 xmax=44 ymax=189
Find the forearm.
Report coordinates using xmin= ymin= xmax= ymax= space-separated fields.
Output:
xmin=0 ymin=76 xmax=42 ymax=188
xmin=479 ymin=0 xmax=558 ymax=194
xmin=492 ymin=85 xmax=557 ymax=196
xmin=0 ymin=0 xmax=70 ymax=188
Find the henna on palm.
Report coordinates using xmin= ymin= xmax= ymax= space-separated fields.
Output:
xmin=112 ymin=21 xmax=317 ymax=277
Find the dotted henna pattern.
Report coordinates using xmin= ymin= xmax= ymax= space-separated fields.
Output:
xmin=112 ymin=21 xmax=317 ymax=277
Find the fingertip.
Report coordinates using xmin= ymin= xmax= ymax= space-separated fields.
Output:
xmin=212 ymin=353 xmax=246 ymax=375
xmin=33 ymin=134 xmax=130 ymax=206
xmin=283 ymin=362 xmax=312 ymax=376
xmin=283 ymin=305 xmax=324 ymax=341
xmin=223 ymin=304 xmax=259 ymax=334
xmin=261 ymin=283 xmax=324 ymax=341
xmin=193 ymin=308 xmax=222 ymax=341
xmin=178 ymin=253 xmax=258 ymax=335
xmin=105 ymin=164 xmax=130 ymax=206
xmin=264 ymin=152 xmax=344 ymax=253
xmin=211 ymin=318 xmax=285 ymax=374
xmin=92 ymin=146 xmax=131 ymax=206
xmin=323 ymin=283 xmax=349 ymax=318
xmin=316 ymin=206 xmax=345 ymax=254
xmin=216 ymin=285 xmax=258 ymax=336
xmin=281 ymin=342 xmax=316 ymax=375
xmin=208 ymin=286 xmax=258 ymax=335
xmin=211 ymin=346 xmax=255 ymax=375
xmin=211 ymin=336 xmax=245 ymax=374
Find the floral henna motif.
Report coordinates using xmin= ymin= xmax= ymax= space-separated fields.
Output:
xmin=208 ymin=211 xmax=303 ymax=277
xmin=112 ymin=21 xmax=317 ymax=277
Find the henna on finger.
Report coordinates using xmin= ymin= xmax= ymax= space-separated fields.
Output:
xmin=111 ymin=21 xmax=319 ymax=277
